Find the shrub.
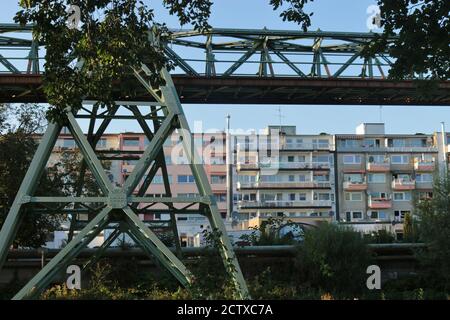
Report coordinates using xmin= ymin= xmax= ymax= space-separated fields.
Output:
xmin=294 ymin=223 xmax=373 ymax=298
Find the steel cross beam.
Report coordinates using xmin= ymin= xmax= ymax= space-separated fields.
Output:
xmin=0 ymin=63 xmax=249 ymax=299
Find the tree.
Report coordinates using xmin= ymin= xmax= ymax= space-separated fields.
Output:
xmin=0 ymin=104 xmax=63 ymax=247
xmin=14 ymin=0 xmax=313 ymax=124
xmin=294 ymin=223 xmax=373 ymax=298
xmin=415 ymin=174 xmax=450 ymax=292
xmin=363 ymin=0 xmax=449 ymax=80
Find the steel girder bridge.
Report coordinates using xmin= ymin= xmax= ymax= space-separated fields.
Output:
xmin=0 ymin=23 xmax=449 ymax=105
xmin=0 ymin=24 xmax=449 ymax=300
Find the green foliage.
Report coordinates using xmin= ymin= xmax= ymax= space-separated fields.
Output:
xmin=187 ymin=228 xmax=239 ymax=299
xmin=15 ymin=1 xmax=314 ymax=124
xmin=239 ymin=217 xmax=302 ymax=245
xmin=415 ymin=174 xmax=450 ymax=292
xmin=362 ymin=0 xmax=449 ymax=80
xmin=0 ymin=104 xmax=63 ymax=247
xmin=363 ymin=229 xmax=395 ymax=244
xmin=294 ymin=223 xmax=373 ymax=298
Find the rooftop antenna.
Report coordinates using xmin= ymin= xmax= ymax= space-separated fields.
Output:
xmin=276 ymin=106 xmax=285 ymax=132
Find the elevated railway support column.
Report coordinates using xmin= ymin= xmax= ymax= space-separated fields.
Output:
xmin=0 ymin=66 xmax=249 ymax=299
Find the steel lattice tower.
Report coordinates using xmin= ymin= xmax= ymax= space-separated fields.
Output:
xmin=0 ymin=62 xmax=249 ymax=299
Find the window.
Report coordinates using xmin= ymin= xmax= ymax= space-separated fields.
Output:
xmin=289 ymin=193 xmax=296 ymax=201
xmin=340 ymin=139 xmax=360 ymax=148
xmin=394 ymin=210 xmax=410 ymax=221
xmin=313 ymin=139 xmax=329 ymax=148
xmin=352 ymin=211 xmax=363 ymax=220
xmin=214 ymin=194 xmax=226 ymax=202
xmin=369 ymin=211 xmax=388 ymax=220
xmin=314 ymin=193 xmax=330 ymax=201
xmin=416 ymin=173 xmax=433 ymax=183
xmin=123 ymin=137 xmax=140 ymax=147
xmin=345 ymin=211 xmax=363 ymax=221
xmin=393 ymin=192 xmax=412 ymax=201
xmin=62 ymin=139 xmax=76 ymax=149
xmin=344 ymin=174 xmax=364 ymax=183
xmin=345 ymin=192 xmax=363 ymax=201
xmin=178 ymin=193 xmax=199 ymax=198
xmin=288 ymin=156 xmax=295 ymax=162
xmin=313 ymin=174 xmax=329 ymax=182
xmin=298 ymin=174 xmax=307 ymax=182
xmin=288 ymin=175 xmax=295 ymax=182
xmin=238 ymin=175 xmax=256 ymax=183
xmin=391 ymin=155 xmax=410 ymax=164
xmin=152 ymin=175 xmax=173 ymax=184
xmin=96 ymin=138 xmax=107 ymax=148
xmin=343 ymin=154 xmax=361 ymax=164
xmin=177 ymin=175 xmax=194 ymax=183
xmin=371 ymin=192 xmax=389 ymax=199
xmin=211 ymin=175 xmax=226 ymax=184
xmin=368 ymin=155 xmax=386 ymax=163
xmin=368 ymin=173 xmax=386 ymax=183
xmin=313 ymin=155 xmax=330 ymax=163
xmin=164 ymin=155 xmax=172 ymax=165
xmin=298 ymin=193 xmax=307 ymax=201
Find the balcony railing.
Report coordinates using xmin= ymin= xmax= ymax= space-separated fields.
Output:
xmin=368 ymin=197 xmax=392 ymax=209
xmin=237 ymin=181 xmax=331 ymax=189
xmin=414 ymin=161 xmax=435 ymax=171
xmin=343 ymin=181 xmax=367 ymax=191
xmin=284 ymin=143 xmax=331 ymax=150
xmin=338 ymin=146 xmax=437 ymax=152
xmin=236 ymin=142 xmax=333 ymax=151
xmin=366 ymin=162 xmax=390 ymax=172
xmin=391 ymin=179 xmax=416 ymax=190
xmin=238 ymin=200 xmax=332 ymax=209
xmin=236 ymin=161 xmax=331 ymax=171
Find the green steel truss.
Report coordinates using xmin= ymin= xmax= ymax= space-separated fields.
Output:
xmin=0 ymin=23 xmax=414 ymax=79
xmin=0 ymin=63 xmax=249 ymax=299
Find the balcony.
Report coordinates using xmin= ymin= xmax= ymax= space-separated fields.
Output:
xmin=284 ymin=143 xmax=331 ymax=150
xmin=414 ymin=161 xmax=435 ymax=172
xmin=237 ymin=181 xmax=331 ymax=190
xmin=343 ymin=181 xmax=367 ymax=191
xmin=236 ymin=163 xmax=259 ymax=171
xmin=367 ymin=162 xmax=390 ymax=172
xmin=279 ymin=162 xmax=330 ymax=170
xmin=392 ymin=179 xmax=416 ymax=190
xmin=368 ymin=197 xmax=392 ymax=209
xmin=237 ymin=161 xmax=330 ymax=171
xmin=238 ymin=200 xmax=332 ymax=209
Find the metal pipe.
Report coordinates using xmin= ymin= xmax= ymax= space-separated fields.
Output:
xmin=225 ymin=114 xmax=233 ymax=222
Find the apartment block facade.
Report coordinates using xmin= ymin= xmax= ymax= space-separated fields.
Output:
xmin=233 ymin=125 xmax=336 ymax=230
xmin=41 ymin=122 xmax=448 ymax=247
xmin=336 ymin=123 xmax=438 ymax=238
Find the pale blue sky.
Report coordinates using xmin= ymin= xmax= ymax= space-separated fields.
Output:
xmin=1 ymin=0 xmax=449 ymax=135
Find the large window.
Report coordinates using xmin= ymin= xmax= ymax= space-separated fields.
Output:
xmin=368 ymin=173 xmax=386 ymax=183
xmin=313 ymin=154 xmax=330 ymax=163
xmin=345 ymin=192 xmax=363 ymax=201
xmin=416 ymin=173 xmax=433 ymax=183
xmin=369 ymin=211 xmax=388 ymax=220
xmin=214 ymin=194 xmax=226 ymax=202
xmin=152 ymin=175 xmax=173 ymax=184
xmin=177 ymin=175 xmax=195 ymax=183
xmin=391 ymin=155 xmax=410 ymax=164
xmin=394 ymin=192 xmax=412 ymax=201
xmin=368 ymin=154 xmax=387 ymax=163
xmin=344 ymin=173 xmax=364 ymax=183
xmin=343 ymin=154 xmax=362 ymax=164
xmin=211 ymin=175 xmax=226 ymax=184
xmin=123 ymin=137 xmax=140 ymax=147
xmin=314 ymin=193 xmax=331 ymax=201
